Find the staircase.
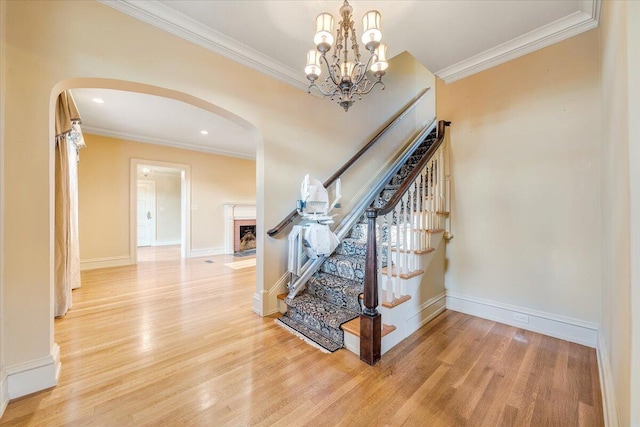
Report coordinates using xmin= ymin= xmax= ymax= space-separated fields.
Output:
xmin=276 ymin=127 xmax=440 ymax=353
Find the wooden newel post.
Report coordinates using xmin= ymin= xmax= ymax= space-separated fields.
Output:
xmin=360 ymin=208 xmax=381 ymax=365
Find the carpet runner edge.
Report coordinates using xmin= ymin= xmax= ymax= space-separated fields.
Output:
xmin=275 ymin=316 xmax=343 ymax=353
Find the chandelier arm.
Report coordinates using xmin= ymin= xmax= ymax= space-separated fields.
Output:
xmin=308 ymin=81 xmax=338 ymax=98
xmin=353 ymin=79 xmax=385 ymax=96
xmin=321 ymin=54 xmax=342 ymax=88
xmin=351 ymin=51 xmax=378 ymax=88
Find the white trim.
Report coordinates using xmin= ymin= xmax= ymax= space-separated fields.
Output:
xmin=407 ymin=292 xmax=447 ymax=328
xmin=0 ymin=0 xmax=6 ymax=417
xmin=80 ymin=255 xmax=133 ymax=271
xmin=130 ymin=159 xmax=191 ymax=263
xmin=596 ymin=331 xmax=620 ymax=427
xmin=264 ymin=273 xmax=289 ymax=316
xmin=252 ymin=291 xmax=265 ymax=316
xmin=0 ymin=369 xmax=8 ymax=418
xmin=381 ymin=292 xmax=447 ymax=355
xmin=223 ymin=203 xmax=256 ymax=254
xmin=436 ymin=1 xmax=601 ymax=83
xmin=83 ymin=126 xmax=255 ymax=160
xmin=6 ymin=344 xmax=60 ymax=400
xmin=445 ymin=291 xmax=598 ymax=347
xmin=154 ymin=239 xmax=181 ymax=246
xmin=97 ymin=0 xmax=308 ymax=92
xmin=189 ymin=247 xmax=226 ymax=258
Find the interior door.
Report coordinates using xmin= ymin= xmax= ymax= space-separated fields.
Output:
xmin=137 ymin=180 xmax=156 ymax=247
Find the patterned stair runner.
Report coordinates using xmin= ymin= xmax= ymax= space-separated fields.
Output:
xmin=276 ymin=127 xmax=438 ymax=352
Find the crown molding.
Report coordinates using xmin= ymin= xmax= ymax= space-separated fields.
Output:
xmin=435 ymin=0 xmax=601 ymax=84
xmin=98 ymin=0 xmax=309 ymax=92
xmin=82 ymin=126 xmax=256 ymax=160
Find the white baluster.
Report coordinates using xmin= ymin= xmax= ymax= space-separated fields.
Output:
xmin=386 ymin=212 xmax=393 ymax=303
xmin=407 ymin=186 xmax=416 ymax=271
xmin=377 ymin=215 xmax=383 ymax=303
xmin=394 ymin=203 xmax=401 ymax=299
xmin=421 ymin=166 xmax=427 ymax=249
xmin=439 ymin=149 xmax=445 ymax=227
xmin=402 ymin=193 xmax=409 ymax=278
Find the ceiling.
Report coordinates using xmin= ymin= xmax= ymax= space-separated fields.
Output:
xmin=81 ymin=0 xmax=600 ymax=159
xmin=72 ymin=88 xmax=256 ymax=159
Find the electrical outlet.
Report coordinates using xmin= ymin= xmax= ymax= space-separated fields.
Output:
xmin=513 ymin=313 xmax=529 ymax=323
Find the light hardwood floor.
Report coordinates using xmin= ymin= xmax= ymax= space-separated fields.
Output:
xmin=2 ymin=248 xmax=603 ymax=426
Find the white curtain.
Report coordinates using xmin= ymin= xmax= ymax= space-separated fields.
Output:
xmin=54 ymin=91 xmax=85 ymax=318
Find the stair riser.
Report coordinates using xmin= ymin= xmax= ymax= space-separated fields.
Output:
xmin=387 ymin=229 xmax=445 ymax=249
xmin=321 ymin=256 xmax=366 ymax=283
xmin=287 ymin=306 xmax=344 ymax=344
xmin=348 ymin=223 xmax=392 ymax=243
xmin=390 ymin=252 xmax=434 ymax=271
xmin=306 ymin=281 xmax=362 ymax=312
xmin=335 ymin=240 xmax=389 ymax=265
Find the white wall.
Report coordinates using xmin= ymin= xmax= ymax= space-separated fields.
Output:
xmin=151 ymin=172 xmax=181 ymax=245
xmin=438 ymin=28 xmax=602 ymax=326
xmin=599 ymin=1 xmax=639 ymax=425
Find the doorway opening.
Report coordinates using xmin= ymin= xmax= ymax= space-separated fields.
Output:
xmin=131 ymin=159 xmax=191 ymax=263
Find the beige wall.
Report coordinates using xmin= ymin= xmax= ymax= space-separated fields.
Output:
xmin=1 ymin=0 xmax=434 ymax=373
xmin=78 ymin=134 xmax=254 ymax=261
xmin=599 ymin=1 xmax=639 ymax=425
xmin=437 ymin=29 xmax=602 ymax=324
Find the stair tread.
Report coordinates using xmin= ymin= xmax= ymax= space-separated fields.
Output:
xmin=340 ymin=317 xmax=396 ymax=337
xmin=379 ymin=266 xmax=424 ymax=279
xmin=285 ymin=293 xmax=359 ymax=328
xmin=417 ymin=228 xmax=446 ymax=234
xmin=391 ymin=247 xmax=435 ymax=255
xmin=381 ymin=294 xmax=412 ymax=308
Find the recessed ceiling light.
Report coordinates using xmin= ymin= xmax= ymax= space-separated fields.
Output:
xmin=200 ymin=130 xmax=209 ymax=135
xmin=92 ymin=98 xmax=105 ymax=104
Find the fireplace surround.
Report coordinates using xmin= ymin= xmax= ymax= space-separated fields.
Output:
xmin=223 ymin=203 xmax=256 ymax=254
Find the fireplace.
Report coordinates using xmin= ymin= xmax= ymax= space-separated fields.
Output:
xmin=235 ymin=220 xmax=256 ymax=252
xmin=223 ymin=203 xmax=256 ymax=254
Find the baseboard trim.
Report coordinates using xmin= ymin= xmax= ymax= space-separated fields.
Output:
xmin=252 ymin=292 xmax=264 ymax=316
xmin=154 ymin=239 xmax=181 ymax=246
xmin=80 ymin=255 xmax=133 ymax=271
xmin=408 ymin=292 xmax=447 ymax=328
xmin=264 ymin=273 xmax=289 ymax=316
xmin=0 ymin=368 xmax=8 ymax=418
xmin=596 ymin=331 xmax=620 ymax=427
xmin=6 ymin=344 xmax=61 ymax=400
xmin=446 ymin=292 xmax=598 ymax=347
xmin=189 ymin=247 xmax=226 ymax=258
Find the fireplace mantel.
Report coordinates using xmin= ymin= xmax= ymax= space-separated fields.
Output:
xmin=223 ymin=203 xmax=256 ymax=254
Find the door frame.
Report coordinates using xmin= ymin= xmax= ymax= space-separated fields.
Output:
xmin=136 ymin=179 xmax=156 ymax=247
xmin=130 ymin=159 xmax=191 ymax=263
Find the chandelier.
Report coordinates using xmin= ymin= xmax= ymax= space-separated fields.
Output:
xmin=304 ymin=0 xmax=388 ymax=112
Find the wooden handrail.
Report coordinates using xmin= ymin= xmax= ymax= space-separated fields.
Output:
xmin=266 ymin=87 xmax=431 ymax=237
xmin=377 ymin=120 xmax=450 ymax=216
